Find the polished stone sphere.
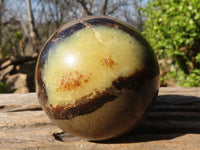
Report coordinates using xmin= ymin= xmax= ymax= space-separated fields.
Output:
xmin=35 ymin=16 xmax=160 ymax=141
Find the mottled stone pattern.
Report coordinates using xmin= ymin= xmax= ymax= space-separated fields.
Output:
xmin=35 ymin=16 xmax=160 ymax=140
xmin=56 ymin=71 xmax=92 ymax=92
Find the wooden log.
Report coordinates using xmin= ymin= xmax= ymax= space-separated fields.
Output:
xmin=0 ymin=87 xmax=200 ymax=150
xmin=0 ymin=53 xmax=38 ymax=70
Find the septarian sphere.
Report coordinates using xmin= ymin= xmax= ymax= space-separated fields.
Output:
xmin=35 ymin=16 xmax=159 ymax=141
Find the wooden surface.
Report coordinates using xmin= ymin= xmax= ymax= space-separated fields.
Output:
xmin=0 ymin=87 xmax=200 ymax=150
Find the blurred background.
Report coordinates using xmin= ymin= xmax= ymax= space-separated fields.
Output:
xmin=0 ymin=0 xmax=200 ymax=93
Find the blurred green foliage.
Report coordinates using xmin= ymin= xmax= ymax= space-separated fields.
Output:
xmin=0 ymin=81 xmax=14 ymax=93
xmin=14 ymin=31 xmax=23 ymax=41
xmin=142 ymin=0 xmax=200 ymax=87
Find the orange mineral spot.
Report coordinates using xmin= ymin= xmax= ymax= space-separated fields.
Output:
xmin=56 ymin=71 xmax=92 ymax=92
xmin=100 ymin=56 xmax=117 ymax=69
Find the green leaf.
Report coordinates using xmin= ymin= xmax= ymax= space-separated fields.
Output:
xmin=142 ymin=0 xmax=200 ymax=87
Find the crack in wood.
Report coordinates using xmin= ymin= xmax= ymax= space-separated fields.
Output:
xmin=8 ymin=107 xmax=42 ymax=112
xmin=53 ymin=131 xmax=65 ymax=142
xmin=0 ymin=105 xmax=5 ymax=109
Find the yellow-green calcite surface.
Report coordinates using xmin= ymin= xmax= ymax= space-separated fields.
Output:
xmin=43 ymin=26 xmax=145 ymax=106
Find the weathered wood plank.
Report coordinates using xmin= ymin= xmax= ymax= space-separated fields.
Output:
xmin=158 ymin=87 xmax=200 ymax=96
xmin=0 ymin=87 xmax=200 ymax=150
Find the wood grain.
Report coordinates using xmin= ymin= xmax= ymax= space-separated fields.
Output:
xmin=0 ymin=87 xmax=200 ymax=150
